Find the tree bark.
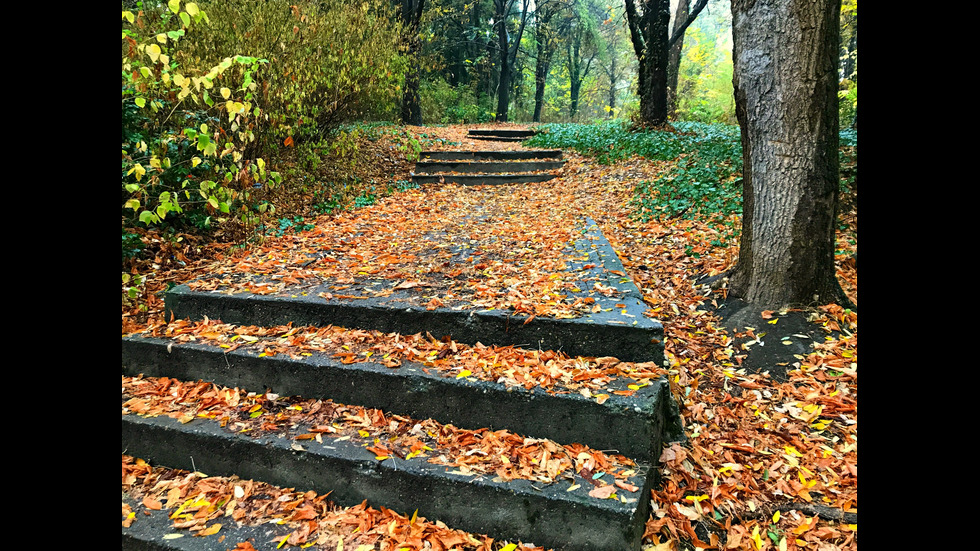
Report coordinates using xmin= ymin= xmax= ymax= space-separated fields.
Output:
xmin=640 ymin=0 xmax=671 ymax=125
xmin=728 ymin=0 xmax=848 ymax=309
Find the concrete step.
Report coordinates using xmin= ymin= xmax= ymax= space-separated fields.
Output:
xmin=420 ymin=150 xmax=562 ymax=161
xmin=122 ymin=385 xmax=657 ymax=551
xmin=410 ymin=173 xmax=560 ymax=185
xmin=121 ymin=336 xmax=676 ymax=462
xmin=164 ymin=218 xmax=664 ymax=365
xmin=467 ymin=129 xmax=537 ymax=139
xmin=414 ymin=160 xmax=565 ymax=174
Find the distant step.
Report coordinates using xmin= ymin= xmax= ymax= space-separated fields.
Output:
xmin=467 ymin=128 xmax=537 ymax=141
xmin=414 ymin=160 xmax=565 ymax=174
xmin=164 ymin=218 xmax=664 ymax=365
xmin=420 ymin=150 xmax=562 ymax=161
xmin=122 ymin=385 xmax=658 ymax=551
xmin=411 ymin=173 xmax=558 ymax=185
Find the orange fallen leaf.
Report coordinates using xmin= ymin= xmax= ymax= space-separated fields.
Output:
xmin=142 ymin=496 xmax=162 ymax=510
xmin=614 ymin=480 xmax=639 ymax=493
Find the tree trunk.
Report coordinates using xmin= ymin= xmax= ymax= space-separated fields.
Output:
xmin=495 ymin=0 xmax=511 ymax=121
xmin=532 ymin=18 xmax=555 ymax=123
xmin=568 ymin=33 xmax=581 ymax=120
xmin=607 ymin=55 xmax=617 ymax=119
xmin=399 ymin=0 xmax=425 ymax=126
xmin=639 ymin=1 xmax=671 ymax=125
xmin=729 ymin=0 xmax=848 ymax=309
xmin=667 ymin=0 xmax=690 ymax=117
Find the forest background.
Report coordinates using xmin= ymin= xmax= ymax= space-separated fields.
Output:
xmin=121 ymin=0 xmax=857 ymax=269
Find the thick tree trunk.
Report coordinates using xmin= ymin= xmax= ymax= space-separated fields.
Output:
xmin=729 ymin=0 xmax=848 ymax=308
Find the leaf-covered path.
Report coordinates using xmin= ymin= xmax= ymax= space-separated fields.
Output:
xmin=122 ymin=124 xmax=857 ymax=551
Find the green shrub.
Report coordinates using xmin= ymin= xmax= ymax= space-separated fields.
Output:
xmin=419 ymin=78 xmax=491 ymax=124
xmin=122 ymin=1 xmax=279 ymax=234
xmin=181 ymin=0 xmax=407 ymax=146
xmin=121 ymin=0 xmax=408 ymax=241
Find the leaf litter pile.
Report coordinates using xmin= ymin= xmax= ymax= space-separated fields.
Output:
xmin=123 ymin=125 xmax=857 ymax=550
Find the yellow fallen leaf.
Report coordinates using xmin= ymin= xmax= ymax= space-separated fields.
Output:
xmin=456 ymin=369 xmax=472 ymax=379
xmin=196 ymin=523 xmax=221 ymax=536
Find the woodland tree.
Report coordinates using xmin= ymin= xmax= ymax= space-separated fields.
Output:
xmin=624 ymin=0 xmax=708 ymax=126
xmin=493 ymin=0 xmax=531 ymax=121
xmin=400 ymin=0 xmax=427 ymax=125
xmin=727 ymin=0 xmax=850 ymax=308
xmin=565 ymin=0 xmax=601 ymax=119
xmin=531 ymin=0 xmax=569 ymax=122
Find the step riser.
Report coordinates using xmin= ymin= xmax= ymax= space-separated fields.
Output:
xmin=122 ymin=414 xmax=654 ymax=551
xmin=414 ymin=161 xmax=565 ymax=174
xmin=420 ymin=150 xmax=561 ymax=161
xmin=122 ymin=337 xmax=669 ymax=462
xmin=411 ymin=174 xmax=559 ymax=185
xmin=467 ymin=130 xmax=537 ymax=138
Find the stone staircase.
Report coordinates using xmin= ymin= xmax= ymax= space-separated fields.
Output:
xmin=122 ymin=140 xmax=683 ymax=550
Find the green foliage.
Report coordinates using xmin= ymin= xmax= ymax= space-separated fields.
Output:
xmin=182 ymin=0 xmax=407 ymax=146
xmin=268 ymin=215 xmax=315 ymax=237
xmin=675 ymin=25 xmax=736 ymax=124
xmin=527 ymin=119 xmax=738 ymax=165
xmin=528 ymin=120 xmax=743 ymax=222
xmin=122 ymin=1 xmax=281 ymax=234
xmin=122 ymin=229 xmax=144 ymax=263
xmin=838 ymin=80 xmax=857 ymax=129
xmin=419 ymin=78 xmax=491 ymax=124
xmin=122 ymin=272 xmax=148 ymax=310
xmin=839 ymin=128 xmax=857 ymax=195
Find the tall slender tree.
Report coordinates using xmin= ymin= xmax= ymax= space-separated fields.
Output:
xmin=727 ymin=0 xmax=850 ymax=308
xmin=492 ymin=0 xmax=531 ymax=121
xmin=666 ymin=0 xmax=689 ymax=116
xmin=566 ymin=1 xmax=601 ymax=120
xmin=530 ymin=0 xmax=569 ymax=122
xmin=399 ymin=0 xmax=427 ymax=125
